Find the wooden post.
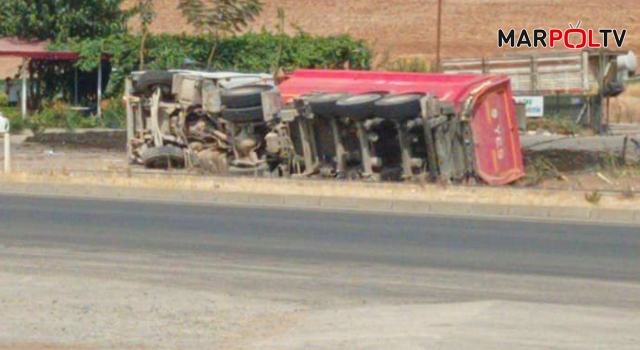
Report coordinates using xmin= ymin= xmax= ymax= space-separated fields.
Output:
xmin=581 ymin=50 xmax=590 ymax=92
xmin=530 ymin=56 xmax=539 ymax=94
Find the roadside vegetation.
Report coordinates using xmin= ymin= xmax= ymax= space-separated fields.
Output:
xmin=0 ymin=0 xmax=372 ymax=134
xmin=611 ymin=81 xmax=640 ymax=123
xmin=0 ymin=93 xmax=125 ymax=134
xmin=526 ymin=115 xmax=587 ymax=136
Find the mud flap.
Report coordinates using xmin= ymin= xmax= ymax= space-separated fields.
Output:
xmin=420 ymin=96 xmax=439 ymax=181
xmin=460 ymin=122 xmax=477 ymax=181
xmin=434 ymin=122 xmax=454 ymax=181
xmin=434 ymin=119 xmax=468 ymax=182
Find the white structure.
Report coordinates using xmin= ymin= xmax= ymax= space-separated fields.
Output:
xmin=0 ymin=113 xmax=10 ymax=173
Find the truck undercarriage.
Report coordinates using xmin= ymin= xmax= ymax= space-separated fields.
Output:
xmin=125 ymin=69 xmax=525 ymax=185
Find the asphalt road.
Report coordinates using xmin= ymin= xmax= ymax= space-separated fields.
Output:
xmin=1 ymin=193 xmax=639 ymax=293
xmin=1 ymin=194 xmax=640 ymax=348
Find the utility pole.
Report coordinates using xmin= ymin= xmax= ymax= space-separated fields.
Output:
xmin=436 ymin=0 xmax=443 ymax=72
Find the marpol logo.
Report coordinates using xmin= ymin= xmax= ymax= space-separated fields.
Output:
xmin=498 ymin=21 xmax=627 ymax=49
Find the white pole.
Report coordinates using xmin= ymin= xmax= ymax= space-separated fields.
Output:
xmin=97 ymin=60 xmax=103 ymax=118
xmin=3 ymin=134 xmax=9 ymax=173
xmin=21 ymin=58 xmax=27 ymax=119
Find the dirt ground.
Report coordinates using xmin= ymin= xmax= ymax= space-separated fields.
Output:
xmin=1 ymin=131 xmax=640 ymax=349
xmin=0 ymin=244 xmax=638 ymax=350
xmin=7 ymin=144 xmax=126 ymax=174
xmin=124 ymin=0 xmax=640 ymax=64
xmin=2 ymin=130 xmax=640 ymax=208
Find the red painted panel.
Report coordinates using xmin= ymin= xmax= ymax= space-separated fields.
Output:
xmin=469 ymin=84 xmax=525 ymax=185
xmin=279 ymin=69 xmax=525 ymax=185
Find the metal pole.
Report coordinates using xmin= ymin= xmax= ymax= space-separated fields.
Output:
xmin=436 ymin=0 xmax=443 ymax=72
xmin=125 ymin=78 xmax=134 ymax=161
xmin=21 ymin=58 xmax=27 ymax=119
xmin=97 ymin=60 xmax=103 ymax=118
xmin=3 ymin=134 xmax=10 ymax=173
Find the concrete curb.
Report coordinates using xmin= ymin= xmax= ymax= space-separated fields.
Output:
xmin=0 ymin=182 xmax=638 ymax=226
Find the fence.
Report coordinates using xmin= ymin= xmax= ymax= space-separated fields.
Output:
xmin=442 ymin=50 xmax=632 ymax=131
xmin=442 ymin=51 xmax=595 ymax=95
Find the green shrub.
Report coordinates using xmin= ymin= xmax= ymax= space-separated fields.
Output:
xmin=0 ymin=93 xmax=8 ymax=107
xmin=383 ymin=57 xmax=435 ymax=73
xmin=536 ymin=115 xmax=582 ymax=135
xmin=27 ymin=101 xmax=88 ymax=134
xmin=0 ymin=107 xmax=19 ymax=119
xmin=53 ymin=31 xmax=374 ymax=97
xmin=102 ymin=98 xmax=126 ymax=129
xmin=8 ymin=115 xmax=26 ymax=134
xmin=27 ymin=111 xmax=50 ymax=136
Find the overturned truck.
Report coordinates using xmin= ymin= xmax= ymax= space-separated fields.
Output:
xmin=125 ymin=69 xmax=525 ymax=185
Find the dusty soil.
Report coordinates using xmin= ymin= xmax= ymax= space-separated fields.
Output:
xmin=0 ymin=245 xmax=638 ymax=349
xmin=1 ymin=131 xmax=639 ymax=349
xmin=126 ymin=0 xmax=640 ymax=63
xmin=2 ymin=130 xmax=640 ymax=209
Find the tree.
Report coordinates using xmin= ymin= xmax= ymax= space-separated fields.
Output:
xmin=0 ymin=0 xmax=132 ymax=41
xmin=177 ymin=0 xmax=263 ymax=68
xmin=133 ymin=0 xmax=156 ymax=70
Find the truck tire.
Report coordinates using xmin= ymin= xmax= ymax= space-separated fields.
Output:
xmin=141 ymin=145 xmax=185 ymax=169
xmin=374 ymin=93 xmax=425 ymax=121
xmin=220 ymin=106 xmax=264 ymax=123
xmin=221 ymin=85 xmax=273 ymax=108
xmin=135 ymin=71 xmax=174 ymax=98
xmin=336 ymin=93 xmax=384 ymax=121
xmin=308 ymin=93 xmax=349 ymax=117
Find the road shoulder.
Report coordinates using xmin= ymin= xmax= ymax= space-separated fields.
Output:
xmin=1 ymin=172 xmax=638 ymax=226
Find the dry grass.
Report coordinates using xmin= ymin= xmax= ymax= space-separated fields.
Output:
xmin=611 ymin=82 xmax=640 ymax=124
xmin=124 ymin=0 xmax=640 ymax=63
xmin=1 ymin=169 xmax=639 ymax=210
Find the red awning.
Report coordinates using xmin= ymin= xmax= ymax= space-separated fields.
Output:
xmin=0 ymin=37 xmax=79 ymax=60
